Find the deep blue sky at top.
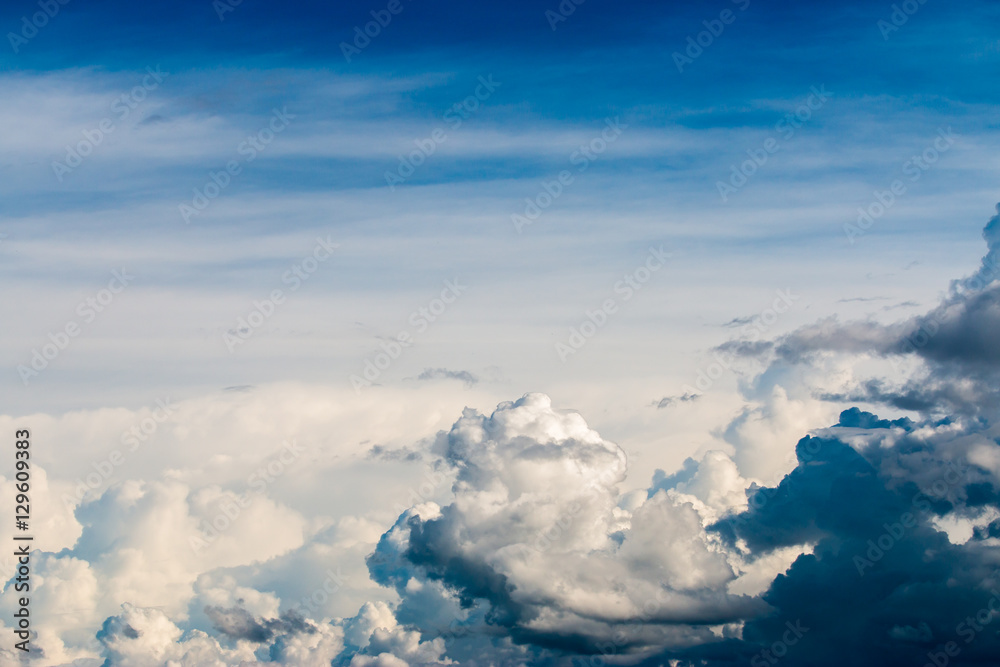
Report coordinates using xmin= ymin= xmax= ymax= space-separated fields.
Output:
xmin=3 ymin=0 xmax=999 ymax=121
xmin=3 ymin=0 xmax=999 ymax=225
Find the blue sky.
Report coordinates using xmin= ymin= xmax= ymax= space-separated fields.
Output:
xmin=2 ymin=0 xmax=998 ymax=419
xmin=2 ymin=1 xmax=1000 ymax=666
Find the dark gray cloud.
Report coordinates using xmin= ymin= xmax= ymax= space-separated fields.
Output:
xmin=653 ymin=392 xmax=700 ymax=408
xmin=722 ymin=315 xmax=757 ymax=328
xmin=364 ymin=396 xmax=1000 ymax=666
xmin=772 ymin=317 xmax=907 ymax=362
xmin=908 ymin=284 xmax=1000 ymax=367
xmin=720 ymin=208 xmax=1000 ymax=420
xmin=693 ymin=415 xmax=1000 ymax=667
xmin=816 ymin=378 xmax=939 ymax=413
xmin=93 ymin=206 xmax=1000 ymax=667
xmin=670 ymin=213 xmax=1000 ymax=665
xmin=205 ymin=605 xmax=314 ymax=642
xmin=367 ymin=443 xmax=423 ymax=462
xmin=969 ymin=203 xmax=1000 ymax=288
xmin=364 ymin=395 xmax=767 ymax=662
xmin=356 ymin=208 xmax=1000 ymax=666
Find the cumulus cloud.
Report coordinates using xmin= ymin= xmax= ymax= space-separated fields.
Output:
xmin=96 ymin=602 xmax=344 ymax=667
xmin=204 ymin=605 xmax=313 ymax=642
xmin=9 ymin=206 xmax=1000 ymax=667
xmin=0 ymin=384 xmax=501 ymax=665
xmin=720 ymin=206 xmax=1000 ymax=420
xmin=365 ymin=394 xmax=764 ymax=662
xmin=699 ymin=415 xmax=1000 ymax=666
xmin=348 ymin=205 xmax=1000 ymax=666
